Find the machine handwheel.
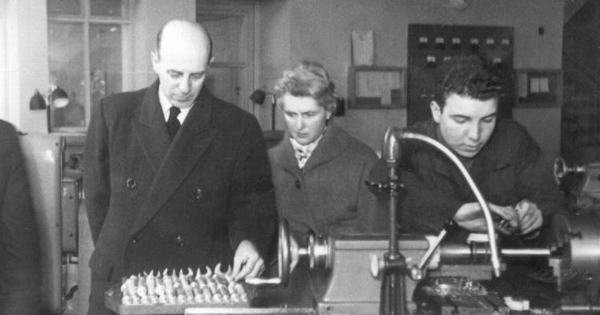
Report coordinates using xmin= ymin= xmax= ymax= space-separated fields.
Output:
xmin=553 ymin=157 xmax=567 ymax=184
xmin=277 ymin=219 xmax=291 ymax=287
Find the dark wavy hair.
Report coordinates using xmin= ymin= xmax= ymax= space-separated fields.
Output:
xmin=433 ymin=54 xmax=502 ymax=109
xmin=274 ymin=60 xmax=338 ymax=113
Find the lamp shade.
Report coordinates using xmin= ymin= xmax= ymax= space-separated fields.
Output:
xmin=249 ymin=89 xmax=267 ymax=105
xmin=50 ymin=87 xmax=69 ymax=108
xmin=29 ymin=90 xmax=47 ymax=110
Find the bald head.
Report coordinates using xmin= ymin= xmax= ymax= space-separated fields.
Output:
xmin=151 ymin=20 xmax=213 ymax=108
xmin=155 ymin=19 xmax=213 ymax=62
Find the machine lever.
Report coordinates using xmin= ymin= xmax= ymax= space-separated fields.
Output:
xmin=418 ymin=219 xmax=456 ymax=271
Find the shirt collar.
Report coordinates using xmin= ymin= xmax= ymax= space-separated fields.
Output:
xmin=158 ymin=85 xmax=193 ymax=124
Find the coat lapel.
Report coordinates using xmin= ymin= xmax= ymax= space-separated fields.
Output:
xmin=136 ymin=80 xmax=171 ymax=173
xmin=277 ymin=133 xmax=303 ymax=177
xmin=302 ymin=124 xmax=346 ymax=173
xmin=130 ymin=87 xmax=217 ymax=237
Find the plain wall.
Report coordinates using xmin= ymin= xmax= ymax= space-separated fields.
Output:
xmin=4 ymin=0 xmax=50 ymax=131
xmin=258 ymin=0 xmax=564 ymax=159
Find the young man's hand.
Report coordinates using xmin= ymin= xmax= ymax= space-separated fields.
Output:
xmin=514 ymin=199 xmax=543 ymax=236
xmin=454 ymin=202 xmax=518 ymax=235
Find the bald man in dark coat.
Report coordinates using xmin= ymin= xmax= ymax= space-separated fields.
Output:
xmin=83 ymin=20 xmax=277 ymax=314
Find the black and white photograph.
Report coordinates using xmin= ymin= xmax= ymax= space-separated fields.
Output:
xmin=0 ymin=1 xmax=595 ymax=314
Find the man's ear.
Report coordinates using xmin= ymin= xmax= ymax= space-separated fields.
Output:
xmin=151 ymin=50 xmax=160 ymax=73
xmin=430 ymin=101 xmax=442 ymax=123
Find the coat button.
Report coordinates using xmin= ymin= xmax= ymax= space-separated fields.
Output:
xmin=126 ymin=178 xmax=137 ymax=189
xmin=131 ymin=237 xmax=139 ymax=244
xmin=175 ymin=235 xmax=185 ymax=247
xmin=195 ymin=188 xmax=203 ymax=200
xmin=295 ymin=180 xmax=301 ymax=189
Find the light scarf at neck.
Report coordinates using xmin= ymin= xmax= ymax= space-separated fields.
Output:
xmin=289 ymin=130 xmax=325 ymax=169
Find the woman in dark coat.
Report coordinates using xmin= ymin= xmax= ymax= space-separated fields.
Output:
xmin=262 ymin=61 xmax=384 ymax=307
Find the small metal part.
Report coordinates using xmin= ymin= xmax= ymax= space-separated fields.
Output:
xmin=493 ymin=214 xmax=516 ymax=235
xmin=370 ymin=254 xmax=384 ymax=278
xmin=418 ymin=229 xmax=446 ymax=270
xmin=408 ymin=264 xmax=423 ymax=281
xmin=418 ymin=219 xmax=456 ymax=270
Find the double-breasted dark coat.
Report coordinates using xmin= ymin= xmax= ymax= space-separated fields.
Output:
xmin=83 ymin=81 xmax=277 ymax=313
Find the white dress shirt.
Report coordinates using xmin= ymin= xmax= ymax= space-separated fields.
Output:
xmin=158 ymin=86 xmax=193 ymax=124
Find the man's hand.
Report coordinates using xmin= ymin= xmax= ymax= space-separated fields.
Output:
xmin=514 ymin=199 xmax=543 ymax=236
xmin=231 ymin=240 xmax=265 ymax=281
xmin=454 ymin=202 xmax=518 ymax=235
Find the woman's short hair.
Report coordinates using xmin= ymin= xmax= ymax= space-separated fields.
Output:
xmin=274 ymin=61 xmax=337 ymax=113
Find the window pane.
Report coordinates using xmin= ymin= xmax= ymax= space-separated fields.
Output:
xmin=48 ymin=21 xmax=86 ymax=128
xmin=91 ymin=0 xmax=128 ymax=18
xmin=198 ymin=14 xmax=243 ymax=63
xmin=47 ymin=0 xmax=82 ymax=16
xmin=89 ymin=24 xmax=123 ymax=110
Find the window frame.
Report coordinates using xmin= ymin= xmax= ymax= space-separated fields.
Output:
xmin=47 ymin=0 xmax=133 ymax=132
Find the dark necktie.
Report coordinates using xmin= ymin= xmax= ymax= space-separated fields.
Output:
xmin=167 ymin=106 xmax=181 ymax=141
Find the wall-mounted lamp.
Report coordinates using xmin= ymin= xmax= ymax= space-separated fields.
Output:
xmin=249 ymin=88 xmax=277 ymax=131
xmin=249 ymin=88 xmax=267 ymax=106
xmin=29 ymin=86 xmax=70 ymax=110
xmin=49 ymin=87 xmax=69 ymax=109
xmin=250 ymin=88 xmax=284 ymax=148
xmin=29 ymin=90 xmax=47 ymax=110
xmin=30 ymin=86 xmax=71 ymax=133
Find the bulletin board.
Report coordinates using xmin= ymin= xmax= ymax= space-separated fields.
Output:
xmin=516 ymin=69 xmax=562 ymax=107
xmin=348 ymin=66 xmax=406 ymax=109
xmin=407 ymin=24 xmax=515 ymax=125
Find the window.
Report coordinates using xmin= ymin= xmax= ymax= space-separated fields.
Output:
xmin=47 ymin=0 xmax=131 ymax=132
xmin=197 ymin=5 xmax=255 ymax=114
xmin=0 ymin=0 xmax=6 ymax=120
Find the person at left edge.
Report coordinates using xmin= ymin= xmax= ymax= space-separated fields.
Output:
xmin=0 ymin=120 xmax=41 ymax=315
xmin=83 ymin=19 xmax=277 ymax=315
